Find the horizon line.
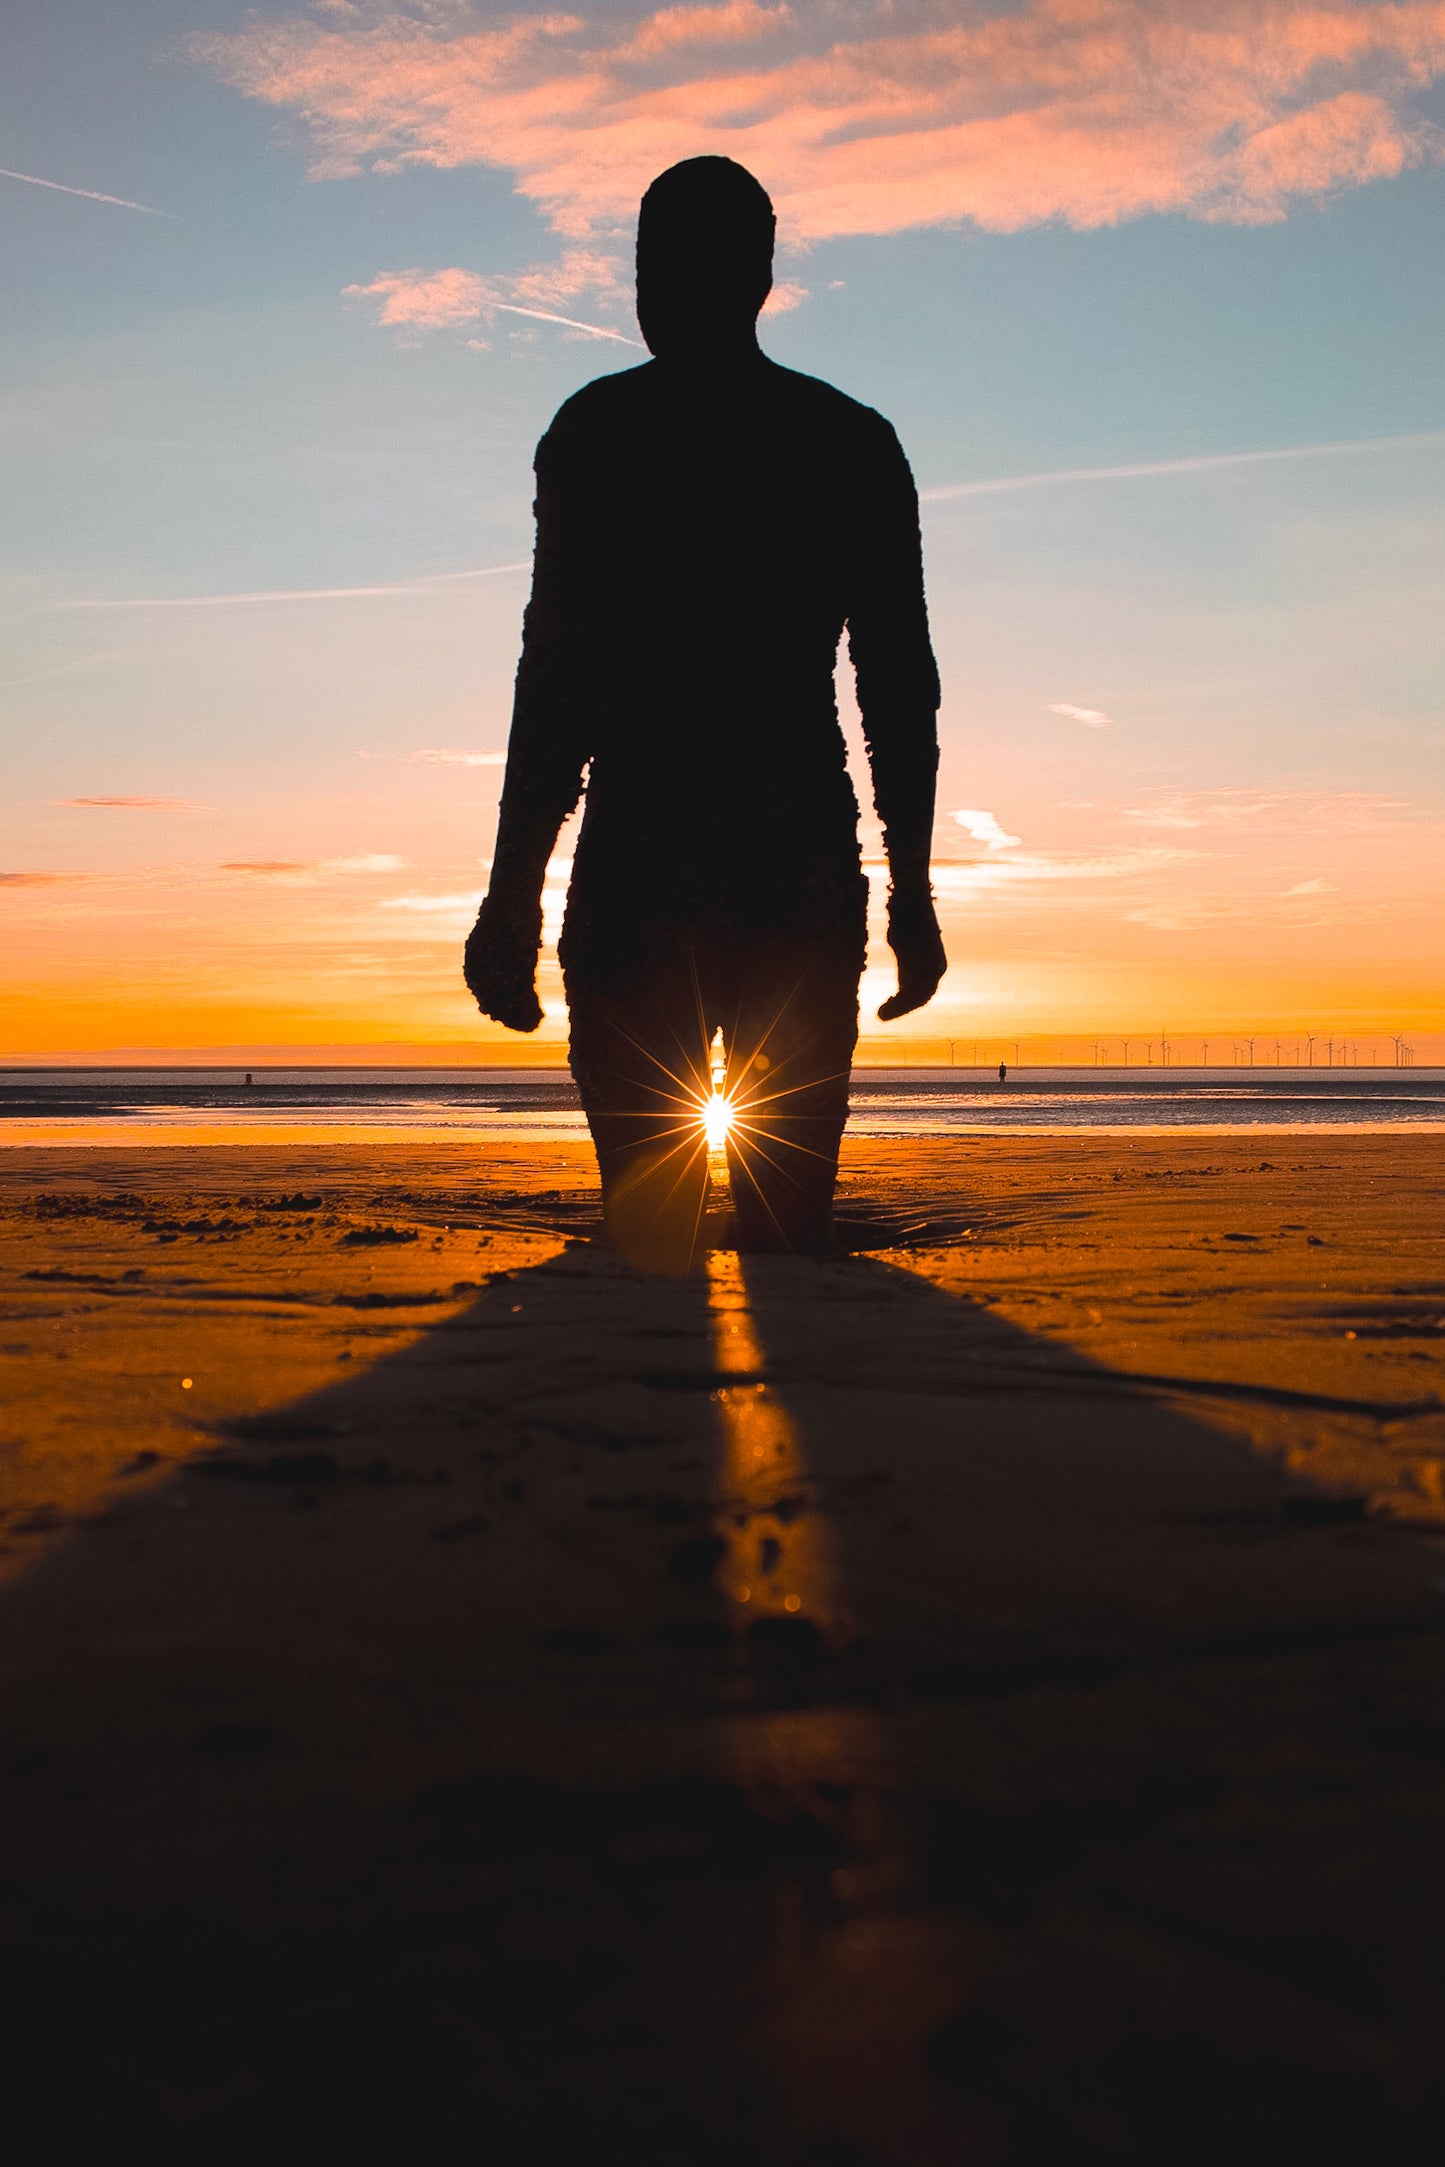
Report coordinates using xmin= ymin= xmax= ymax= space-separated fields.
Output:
xmin=4 ymin=1041 xmax=1436 ymax=1067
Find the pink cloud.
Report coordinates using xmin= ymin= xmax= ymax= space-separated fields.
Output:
xmin=345 ymin=248 xmax=640 ymax=339
xmin=762 ymin=276 xmax=808 ymax=312
xmin=191 ymin=1 xmax=1445 ymax=239
xmin=506 ymin=248 xmax=628 ymax=307
xmin=345 ymin=266 xmax=488 ymax=326
xmin=619 ymin=2 xmax=793 ymax=63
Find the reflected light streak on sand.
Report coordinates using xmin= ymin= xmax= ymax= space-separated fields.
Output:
xmin=704 ymin=1251 xmax=964 ymax=2160
xmin=705 ymin=1250 xmax=843 ymax=1638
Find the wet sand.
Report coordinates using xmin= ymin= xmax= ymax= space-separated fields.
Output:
xmin=2 ymin=1134 xmax=1443 ymax=2158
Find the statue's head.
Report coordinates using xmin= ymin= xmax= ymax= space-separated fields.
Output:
xmin=636 ymin=156 xmax=775 ymax=361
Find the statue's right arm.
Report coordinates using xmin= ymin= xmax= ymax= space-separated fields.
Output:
xmin=464 ymin=424 xmax=592 ymax=1033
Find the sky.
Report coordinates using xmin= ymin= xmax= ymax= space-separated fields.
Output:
xmin=3 ymin=0 xmax=1443 ymax=1064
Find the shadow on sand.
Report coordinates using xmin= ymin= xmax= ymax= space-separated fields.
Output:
xmin=2 ymin=1234 xmax=1443 ymax=2161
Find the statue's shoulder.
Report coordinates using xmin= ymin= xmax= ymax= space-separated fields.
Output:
xmin=538 ymin=363 xmax=656 ymax=462
xmin=762 ymin=362 xmax=901 ymax=452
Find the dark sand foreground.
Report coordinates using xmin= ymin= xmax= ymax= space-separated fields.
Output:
xmin=2 ymin=1134 xmax=1443 ymax=2159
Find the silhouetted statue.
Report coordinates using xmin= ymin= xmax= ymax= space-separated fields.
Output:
xmin=465 ymin=157 xmax=943 ymax=1268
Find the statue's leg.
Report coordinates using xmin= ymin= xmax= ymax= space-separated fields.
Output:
xmin=722 ymin=935 xmax=861 ymax=1256
xmin=564 ymin=946 xmax=716 ymax=1275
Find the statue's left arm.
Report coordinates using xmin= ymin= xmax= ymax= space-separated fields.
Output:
xmin=846 ymin=419 xmax=946 ymax=1021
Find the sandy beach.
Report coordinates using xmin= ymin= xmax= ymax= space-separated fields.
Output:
xmin=2 ymin=1131 xmax=1443 ymax=2156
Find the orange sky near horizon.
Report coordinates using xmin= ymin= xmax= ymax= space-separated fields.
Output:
xmin=6 ymin=763 xmax=1442 ymax=1065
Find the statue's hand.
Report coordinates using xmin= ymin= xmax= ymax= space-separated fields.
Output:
xmin=464 ymin=890 xmax=544 ymax=1034
xmin=877 ymin=886 xmax=946 ymax=1022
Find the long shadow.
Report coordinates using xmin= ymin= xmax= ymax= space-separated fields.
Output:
xmin=735 ymin=1254 xmax=1445 ymax=2162
xmin=1 ymin=1237 xmax=1443 ymax=2159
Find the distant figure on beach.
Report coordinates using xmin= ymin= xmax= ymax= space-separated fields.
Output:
xmin=998 ymin=1061 xmax=1007 ymax=1083
xmin=465 ymin=156 xmax=943 ymax=1267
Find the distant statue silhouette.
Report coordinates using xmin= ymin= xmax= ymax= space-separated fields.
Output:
xmin=998 ymin=1061 xmax=1007 ymax=1082
xmin=465 ymin=157 xmax=943 ymax=1267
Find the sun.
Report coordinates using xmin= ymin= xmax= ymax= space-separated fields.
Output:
xmin=700 ymin=1027 xmax=734 ymax=1151
xmin=702 ymin=1088 xmax=735 ymax=1151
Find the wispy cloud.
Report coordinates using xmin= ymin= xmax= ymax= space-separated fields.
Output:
xmin=1121 ymin=900 xmax=1234 ymax=932
xmin=1118 ymin=791 xmax=1411 ymax=833
xmin=476 ymin=301 xmax=641 ymax=344
xmin=1125 ymin=882 xmax=1381 ymax=930
xmin=0 ymin=166 xmax=177 ymax=219
xmin=951 ymin=808 xmax=1021 ymax=851
xmin=0 ymin=871 xmax=84 ymax=887
xmin=1 ymin=647 xmax=133 ymax=691
xmin=379 ymin=890 xmax=485 ymax=913
xmin=191 ymin=1 xmax=1445 ymax=240
xmin=407 ymin=748 xmax=506 ymax=767
xmin=878 ymin=845 xmax=1202 ymax=898
xmin=921 ymin=432 xmax=1445 ymax=505
xmin=223 ymin=852 xmax=405 ymax=881
xmin=1049 ymin=703 xmax=1111 ymax=729
xmin=62 ymin=562 xmax=529 ymax=609
xmin=380 ymin=852 xmax=572 ymax=927
xmin=60 ymin=796 xmax=209 ymax=812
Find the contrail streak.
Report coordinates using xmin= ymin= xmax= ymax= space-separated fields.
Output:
xmin=919 ymin=429 xmax=1445 ymax=503
xmin=487 ymin=302 xmax=643 ymax=347
xmin=0 ymin=166 xmax=177 ymax=218
xmin=63 ymin=562 xmax=531 ymax=609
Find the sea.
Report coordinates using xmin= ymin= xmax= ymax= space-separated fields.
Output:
xmin=2 ymin=1066 xmax=1442 ymax=1145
